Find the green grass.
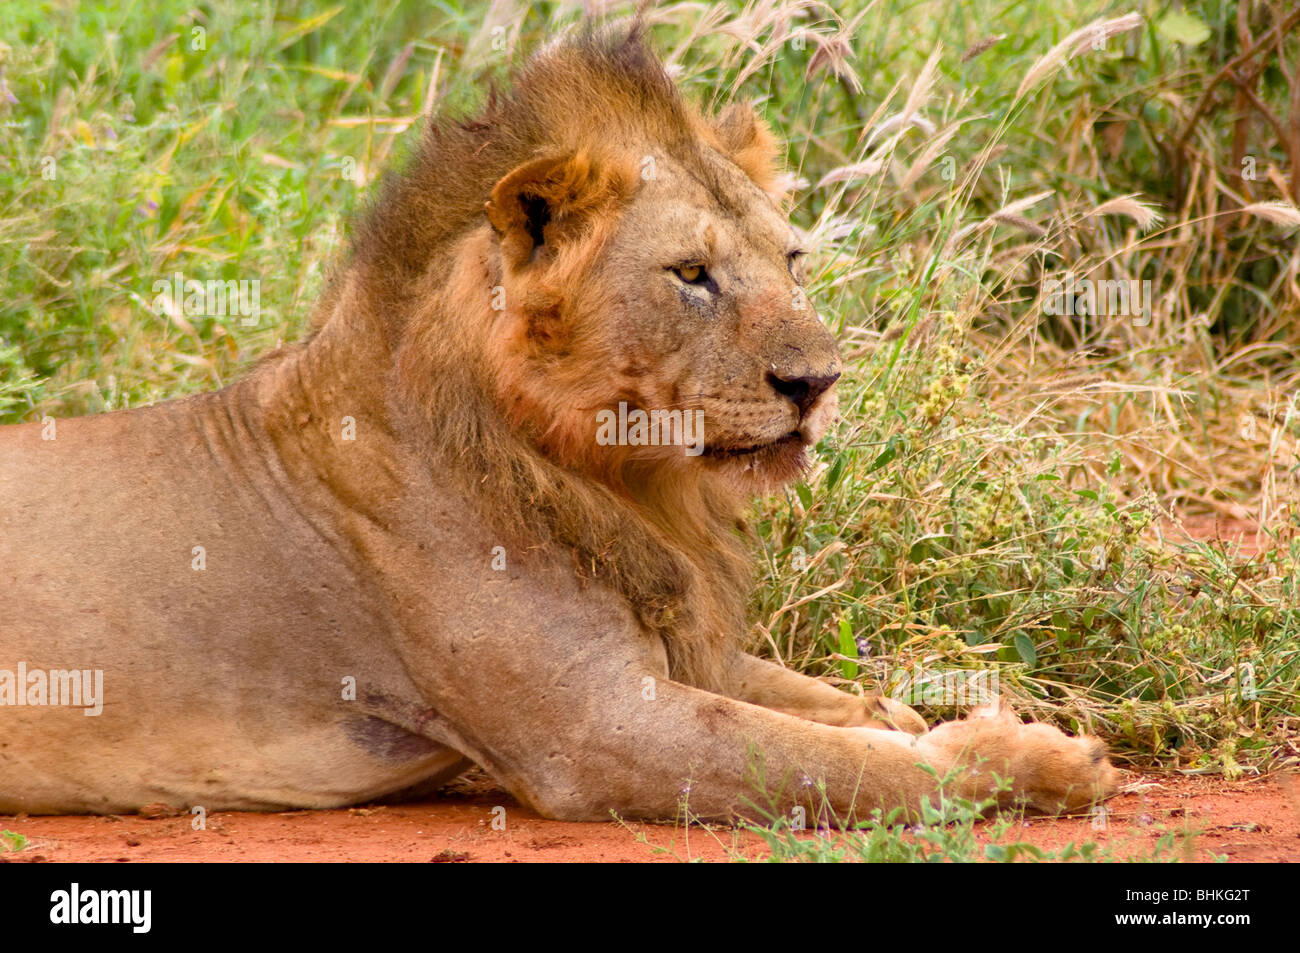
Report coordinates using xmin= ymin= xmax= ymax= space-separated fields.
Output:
xmin=618 ymin=769 xmax=1210 ymax=861
xmin=0 ymin=829 xmax=29 ymax=852
xmin=733 ymin=796 xmax=1199 ymax=863
xmin=2 ymin=0 xmax=1297 ymax=859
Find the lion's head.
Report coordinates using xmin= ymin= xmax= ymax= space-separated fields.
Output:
xmin=346 ymin=24 xmax=840 ymax=689
xmin=480 ymin=71 xmax=842 ymax=494
xmin=358 ymin=24 xmax=840 ymax=494
xmin=481 ymin=109 xmax=842 ymax=492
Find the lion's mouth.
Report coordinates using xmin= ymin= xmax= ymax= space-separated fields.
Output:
xmin=702 ymin=431 xmax=803 ymax=461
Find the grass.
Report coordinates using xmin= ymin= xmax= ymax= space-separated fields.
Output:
xmin=2 ymin=0 xmax=1297 ymax=858
xmin=617 ymin=769 xmax=1209 ymax=861
xmin=733 ymin=796 xmax=1200 ymax=863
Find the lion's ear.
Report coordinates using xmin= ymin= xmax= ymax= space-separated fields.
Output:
xmin=485 ymin=151 xmax=625 ymax=269
xmin=710 ymin=103 xmax=781 ymax=195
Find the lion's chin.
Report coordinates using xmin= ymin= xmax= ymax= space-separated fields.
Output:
xmin=701 ymin=432 xmax=810 ymax=487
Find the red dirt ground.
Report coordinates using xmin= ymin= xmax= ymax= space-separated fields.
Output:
xmin=2 ymin=770 xmax=1296 ymax=863
xmin=3 ymin=512 xmax=1293 ymax=864
xmin=1173 ymin=513 xmax=1272 ymax=557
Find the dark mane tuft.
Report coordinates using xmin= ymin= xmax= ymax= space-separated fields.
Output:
xmin=350 ymin=24 xmax=693 ymax=305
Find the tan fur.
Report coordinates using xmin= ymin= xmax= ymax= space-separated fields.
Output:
xmin=0 ymin=25 xmax=1117 ymax=821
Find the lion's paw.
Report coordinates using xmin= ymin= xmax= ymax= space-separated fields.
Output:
xmin=924 ymin=698 xmax=1119 ymax=814
xmin=863 ymin=693 xmax=927 ymax=735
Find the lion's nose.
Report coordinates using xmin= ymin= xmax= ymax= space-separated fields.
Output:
xmin=767 ymin=369 xmax=841 ymax=417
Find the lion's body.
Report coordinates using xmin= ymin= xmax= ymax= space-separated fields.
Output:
xmin=0 ymin=26 xmax=1117 ymax=820
xmin=0 ymin=370 xmax=462 ymax=811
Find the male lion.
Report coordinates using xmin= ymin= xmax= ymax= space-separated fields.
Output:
xmin=0 ymin=27 xmax=1117 ymax=820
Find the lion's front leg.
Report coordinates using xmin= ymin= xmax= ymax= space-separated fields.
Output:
xmin=727 ymin=652 xmax=926 ymax=734
xmin=382 ymin=549 xmax=1117 ymax=824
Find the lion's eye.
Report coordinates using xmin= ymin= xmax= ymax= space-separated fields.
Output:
xmin=672 ymin=263 xmax=709 ymax=285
